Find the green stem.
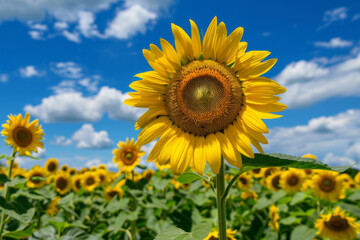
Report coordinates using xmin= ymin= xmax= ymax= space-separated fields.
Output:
xmin=216 ymin=157 xmax=226 ymax=240
xmin=0 ymin=150 xmax=16 ymax=239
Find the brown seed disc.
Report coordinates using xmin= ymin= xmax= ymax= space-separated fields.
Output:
xmin=121 ymin=148 xmax=138 ymax=166
xmin=13 ymin=127 xmax=33 ymax=147
xmin=319 ymin=177 xmax=336 ymax=192
xmin=325 ymin=215 xmax=350 ymax=231
xmin=166 ymin=60 xmax=243 ymax=136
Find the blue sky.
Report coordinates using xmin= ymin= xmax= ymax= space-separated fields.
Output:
xmin=0 ymin=0 xmax=360 ymax=170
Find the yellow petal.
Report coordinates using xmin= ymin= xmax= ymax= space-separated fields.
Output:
xmin=137 ymin=116 xmax=172 ymax=145
xmin=135 ymin=106 xmax=168 ymax=130
xmin=160 ymin=38 xmax=181 ymax=68
xmin=215 ymin=132 xmax=242 ymax=168
xmin=218 ymin=27 xmax=243 ymax=64
xmin=204 ymin=134 xmax=221 ymax=174
xmin=135 ymin=71 xmax=169 ymax=84
xmin=147 ymin=127 xmax=175 ymax=162
xmin=240 ymin=111 xmax=269 ymax=133
xmin=225 ymin=124 xmax=254 ymax=158
xmin=238 ymin=59 xmax=277 ymax=79
xmin=193 ymin=136 xmax=206 ymax=175
xmin=247 ymin=102 xmax=287 ymax=112
xmin=202 ymin=16 xmax=217 ymax=59
xmin=214 ymin=22 xmax=227 ymax=60
xmin=129 ymin=80 xmax=166 ymax=93
xmin=190 ymin=19 xmax=201 ymax=59
xmin=171 ymin=131 xmax=191 ymax=175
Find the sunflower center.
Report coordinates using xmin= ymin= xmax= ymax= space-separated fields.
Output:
xmin=166 ymin=60 xmax=243 ymax=136
xmin=31 ymin=173 xmax=44 ymax=184
xmin=13 ymin=127 xmax=33 ymax=147
xmin=239 ymin=177 xmax=248 ymax=185
xmin=61 ymin=166 xmax=68 ymax=171
xmin=319 ymin=177 xmax=336 ymax=192
xmin=56 ymin=177 xmax=68 ymax=190
xmin=252 ymin=169 xmax=261 ymax=174
xmin=108 ymin=190 xmax=118 ymax=198
xmin=86 ymin=177 xmax=95 ymax=186
xmin=287 ymin=175 xmax=299 ymax=186
xmin=304 ymin=169 xmax=312 ymax=175
xmin=48 ymin=162 xmax=56 ymax=172
xmin=325 ymin=216 xmax=350 ymax=231
xmin=75 ymin=179 xmax=82 ymax=189
xmin=121 ymin=149 xmax=137 ymax=166
xmin=271 ymin=175 xmax=281 ymax=190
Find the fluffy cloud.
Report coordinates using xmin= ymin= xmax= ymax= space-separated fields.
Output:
xmin=275 ymin=52 xmax=360 ymax=108
xmin=19 ymin=65 xmax=44 ymax=78
xmin=51 ymin=76 xmax=99 ymax=94
xmin=72 ymin=124 xmax=113 ymax=149
xmin=0 ymin=74 xmax=8 ymax=83
xmin=53 ymin=136 xmax=72 ymax=146
xmin=319 ymin=7 xmax=348 ymax=29
xmin=264 ymin=109 xmax=360 ymax=168
xmin=24 ymin=86 xmax=145 ymax=123
xmin=314 ymin=37 xmax=353 ymax=48
xmin=51 ymin=62 xmax=83 ymax=79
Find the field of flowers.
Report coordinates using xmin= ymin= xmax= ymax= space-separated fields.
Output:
xmin=0 ymin=147 xmax=360 ymax=239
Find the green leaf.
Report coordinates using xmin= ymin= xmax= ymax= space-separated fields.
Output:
xmin=152 ymin=177 xmax=170 ymax=190
xmin=177 ymin=172 xmax=209 ymax=184
xmin=290 ymin=225 xmax=317 ymax=240
xmin=3 ymin=224 xmax=35 ymax=239
xmin=348 ymin=191 xmax=360 ymax=202
xmin=290 ymin=192 xmax=306 ymax=206
xmin=112 ymin=174 xmax=124 ymax=187
xmin=154 ymin=227 xmax=187 ymax=240
xmin=190 ymin=222 xmax=211 ymax=239
xmin=0 ymin=154 xmax=6 ymax=159
xmin=271 ymin=190 xmax=286 ymax=203
xmin=136 ymin=164 xmax=147 ymax=169
xmin=241 ymin=153 xmax=354 ymax=172
xmin=7 ymin=176 xmax=26 ymax=188
xmin=0 ymin=174 xmax=9 ymax=184
xmin=280 ymin=216 xmax=300 ymax=225
xmin=27 ymin=155 xmax=41 ymax=160
xmin=30 ymin=176 xmax=47 ymax=181
xmin=0 ymin=196 xmax=35 ymax=223
xmin=339 ymin=203 xmax=360 ymax=218
xmin=254 ymin=197 xmax=272 ymax=210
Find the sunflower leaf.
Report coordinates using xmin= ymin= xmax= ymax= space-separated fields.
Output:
xmin=3 ymin=223 xmax=35 ymax=239
xmin=241 ymin=153 xmax=355 ymax=172
xmin=177 ymin=172 xmax=209 ymax=184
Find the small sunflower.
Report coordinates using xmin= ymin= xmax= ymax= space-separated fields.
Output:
xmin=54 ymin=171 xmax=72 ymax=195
xmin=354 ymin=171 xmax=360 ymax=184
xmin=124 ymin=17 xmax=286 ymax=175
xmin=104 ymin=186 xmax=124 ymax=202
xmin=69 ymin=168 xmax=77 ymax=176
xmin=261 ymin=167 xmax=281 ymax=186
xmin=26 ymin=166 xmax=46 ymax=188
xmin=241 ymin=190 xmax=258 ymax=201
xmin=269 ymin=205 xmax=280 ymax=232
xmin=46 ymin=196 xmax=61 ymax=217
xmin=237 ymin=173 xmax=252 ymax=190
xmin=266 ymin=171 xmax=282 ymax=191
xmin=81 ymin=171 xmax=100 ymax=191
xmin=44 ymin=158 xmax=58 ymax=175
xmin=301 ymin=153 xmax=317 ymax=160
xmin=315 ymin=206 xmax=360 ymax=240
xmin=0 ymin=168 xmax=7 ymax=190
xmin=280 ymin=168 xmax=305 ymax=193
xmin=72 ymin=174 xmax=83 ymax=192
xmin=11 ymin=168 xmax=26 ymax=178
xmin=203 ymin=229 xmax=237 ymax=240
xmin=142 ymin=169 xmax=155 ymax=181
xmin=112 ymin=138 xmax=145 ymax=173
xmin=80 ymin=168 xmax=88 ymax=174
xmin=249 ymin=168 xmax=263 ymax=178
xmin=338 ymin=173 xmax=356 ymax=189
xmin=60 ymin=164 xmax=69 ymax=172
xmin=96 ymin=169 xmax=108 ymax=186
xmin=312 ymin=171 xmax=343 ymax=201
xmin=1 ymin=113 xmax=44 ymax=156
xmin=301 ymin=179 xmax=313 ymax=191
xmin=98 ymin=164 xmax=107 ymax=170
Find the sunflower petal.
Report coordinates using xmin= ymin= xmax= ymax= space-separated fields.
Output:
xmin=215 ymin=132 xmax=242 ymax=168
xmin=190 ymin=19 xmax=201 ymax=59
xmin=202 ymin=17 xmax=217 ymax=59
xmin=137 ymin=116 xmax=172 ymax=145
xmin=205 ymin=133 xmax=221 ymax=174
xmin=193 ymin=136 xmax=207 ymax=175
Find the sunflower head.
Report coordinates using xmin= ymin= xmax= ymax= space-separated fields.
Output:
xmin=125 ymin=17 xmax=286 ymax=176
xmin=45 ymin=158 xmax=58 ymax=175
xmin=46 ymin=196 xmax=61 ymax=217
xmin=81 ymin=171 xmax=100 ymax=191
xmin=203 ymin=229 xmax=237 ymax=240
xmin=98 ymin=164 xmax=107 ymax=170
xmin=1 ymin=113 xmax=44 ymax=156
xmin=69 ymin=168 xmax=77 ymax=176
xmin=315 ymin=207 xmax=360 ymax=240
xmin=142 ymin=169 xmax=155 ymax=181
xmin=96 ymin=169 xmax=108 ymax=186
xmin=241 ymin=190 xmax=258 ymax=201
xmin=54 ymin=171 xmax=72 ymax=195
xmin=249 ymin=168 xmax=263 ymax=178
xmin=280 ymin=168 xmax=305 ymax=193
xmin=80 ymin=168 xmax=88 ymax=174
xmin=26 ymin=166 xmax=46 ymax=188
xmin=312 ymin=171 xmax=344 ymax=201
xmin=11 ymin=168 xmax=26 ymax=178
xmin=112 ymin=138 xmax=145 ymax=173
xmin=104 ymin=186 xmax=124 ymax=202
xmin=269 ymin=205 xmax=280 ymax=232
xmin=237 ymin=173 xmax=252 ymax=190
xmin=266 ymin=171 xmax=283 ymax=191
xmin=72 ymin=174 xmax=83 ymax=192
xmin=60 ymin=164 xmax=69 ymax=172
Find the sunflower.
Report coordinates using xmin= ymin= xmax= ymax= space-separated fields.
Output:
xmin=315 ymin=207 xmax=360 ymax=240
xmin=249 ymin=168 xmax=263 ymax=178
xmin=81 ymin=171 xmax=100 ymax=191
xmin=261 ymin=167 xmax=281 ymax=186
xmin=69 ymin=168 xmax=77 ymax=176
xmin=80 ymin=168 xmax=88 ymax=174
xmin=203 ymin=229 xmax=237 ymax=240
xmin=98 ymin=164 xmax=107 ymax=170
xmin=338 ymin=173 xmax=356 ymax=189
xmin=1 ymin=113 xmax=44 ymax=156
xmin=312 ymin=171 xmax=343 ymax=201
xmin=104 ymin=186 xmax=124 ymax=202
xmin=60 ymin=164 xmax=69 ymax=172
xmin=269 ymin=205 xmax=280 ymax=232
xmin=54 ymin=171 xmax=72 ymax=195
xmin=280 ymin=168 xmax=305 ymax=193
xmin=124 ymin=17 xmax=286 ymax=175
xmin=26 ymin=166 xmax=46 ymax=188
xmin=112 ymin=138 xmax=145 ymax=173
xmin=46 ymin=196 xmax=61 ymax=217
xmin=241 ymin=190 xmax=258 ymax=201
xmin=7 ymin=160 xmax=18 ymax=169
xmin=301 ymin=179 xmax=313 ymax=191
xmin=266 ymin=171 xmax=283 ymax=191
xmin=0 ymin=168 xmax=7 ymax=190
xmin=96 ymin=169 xmax=108 ymax=186
xmin=301 ymin=153 xmax=317 ymax=160
xmin=11 ymin=168 xmax=26 ymax=178
xmin=44 ymin=158 xmax=58 ymax=175
xmin=237 ymin=173 xmax=252 ymax=190
xmin=142 ymin=169 xmax=155 ymax=181
xmin=72 ymin=174 xmax=83 ymax=192
xmin=354 ymin=171 xmax=360 ymax=184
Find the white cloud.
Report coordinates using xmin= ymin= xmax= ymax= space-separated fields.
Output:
xmin=62 ymin=30 xmax=81 ymax=43
xmin=51 ymin=80 xmax=77 ymax=94
xmin=24 ymin=86 xmax=145 ymax=123
xmin=72 ymin=124 xmax=113 ymax=149
xmin=53 ymin=136 xmax=72 ymax=146
xmin=77 ymin=11 xmax=100 ymax=38
xmin=265 ymin=109 xmax=360 ymax=168
xmin=0 ymin=74 xmax=8 ymax=83
xmin=85 ymin=158 xmax=103 ymax=168
xmin=104 ymin=4 xmax=157 ymax=39
xmin=323 ymin=153 xmax=355 ymax=167
xmin=78 ymin=77 xmax=99 ymax=92
xmin=28 ymin=31 xmax=44 ymax=40
xmin=28 ymin=22 xmax=48 ymax=31
xmin=19 ymin=65 xmax=44 ymax=78
xmin=314 ymin=37 xmax=353 ymax=48
xmin=320 ymin=7 xmax=348 ymax=29
xmin=275 ymin=52 xmax=360 ymax=108
xmin=32 ymin=147 xmax=47 ymax=158
xmin=54 ymin=22 xmax=69 ymax=30
xmin=51 ymin=62 xmax=83 ymax=78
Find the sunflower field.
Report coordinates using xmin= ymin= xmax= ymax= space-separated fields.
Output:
xmin=1 ymin=16 xmax=360 ymax=240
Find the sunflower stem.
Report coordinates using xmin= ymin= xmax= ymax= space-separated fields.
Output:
xmin=0 ymin=150 xmax=16 ymax=240
xmin=216 ymin=156 xmax=226 ymax=240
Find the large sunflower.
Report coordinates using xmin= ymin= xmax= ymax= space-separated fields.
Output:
xmin=315 ymin=207 xmax=360 ymax=240
xmin=1 ymin=113 xmax=44 ymax=156
xmin=54 ymin=171 xmax=72 ymax=195
xmin=312 ymin=170 xmax=343 ymax=201
xmin=44 ymin=158 xmax=58 ymax=175
xmin=112 ymin=138 xmax=145 ymax=172
xmin=124 ymin=17 xmax=286 ymax=175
